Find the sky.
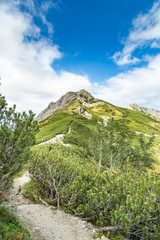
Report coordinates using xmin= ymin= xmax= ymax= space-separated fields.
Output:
xmin=1 ymin=0 xmax=160 ymax=114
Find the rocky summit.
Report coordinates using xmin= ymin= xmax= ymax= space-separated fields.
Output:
xmin=126 ymin=103 xmax=160 ymax=119
xmin=35 ymin=89 xmax=94 ymax=122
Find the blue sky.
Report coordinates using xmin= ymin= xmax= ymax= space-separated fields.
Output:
xmin=1 ymin=0 xmax=160 ymax=113
xmin=51 ymin=0 xmax=154 ymax=80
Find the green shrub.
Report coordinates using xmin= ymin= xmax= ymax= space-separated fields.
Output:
xmin=28 ymin=145 xmax=160 ymax=239
xmin=23 ymin=180 xmax=43 ymax=203
xmin=0 ymin=94 xmax=39 ymax=190
xmin=0 ymin=206 xmax=32 ymax=240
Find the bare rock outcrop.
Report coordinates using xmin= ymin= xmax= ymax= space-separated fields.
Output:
xmin=126 ymin=103 xmax=160 ymax=119
xmin=35 ymin=89 xmax=94 ymax=122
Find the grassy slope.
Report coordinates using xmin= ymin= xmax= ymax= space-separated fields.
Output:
xmin=36 ymin=112 xmax=99 ymax=146
xmin=92 ymin=102 xmax=160 ymax=134
xmin=36 ymin=112 xmax=73 ymax=143
xmin=36 ymin=100 xmax=160 ymax=168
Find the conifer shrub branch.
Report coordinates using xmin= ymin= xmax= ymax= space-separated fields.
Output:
xmin=0 ymin=94 xmax=39 ymax=191
xmin=28 ymin=144 xmax=160 ymax=239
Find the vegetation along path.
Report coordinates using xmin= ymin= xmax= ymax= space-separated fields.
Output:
xmin=4 ymin=172 xmax=100 ymax=240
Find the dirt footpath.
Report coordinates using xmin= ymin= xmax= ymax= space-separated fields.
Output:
xmin=5 ymin=173 xmax=97 ymax=240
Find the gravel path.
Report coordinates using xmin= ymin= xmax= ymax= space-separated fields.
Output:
xmin=4 ymin=173 xmax=97 ymax=240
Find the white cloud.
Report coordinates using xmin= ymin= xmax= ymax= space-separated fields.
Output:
xmin=17 ymin=0 xmax=56 ymax=36
xmin=0 ymin=1 xmax=92 ymax=114
xmin=94 ymin=54 xmax=160 ymax=110
xmin=41 ymin=0 xmax=61 ymax=12
xmin=113 ymin=0 xmax=160 ymax=65
xmin=96 ymin=0 xmax=160 ymax=110
xmin=17 ymin=0 xmax=37 ymax=15
xmin=39 ymin=13 xmax=54 ymax=35
xmin=1 ymin=0 xmax=160 ymax=117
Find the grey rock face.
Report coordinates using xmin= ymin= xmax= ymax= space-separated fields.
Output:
xmin=126 ymin=103 xmax=160 ymax=118
xmin=35 ymin=89 xmax=93 ymax=122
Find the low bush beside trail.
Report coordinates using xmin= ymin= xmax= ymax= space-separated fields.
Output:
xmin=28 ymin=144 xmax=160 ymax=239
xmin=0 ymin=206 xmax=32 ymax=240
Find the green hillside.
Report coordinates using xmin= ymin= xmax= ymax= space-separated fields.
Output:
xmin=36 ymin=99 xmax=160 ymax=169
xmin=30 ymin=95 xmax=160 ymax=239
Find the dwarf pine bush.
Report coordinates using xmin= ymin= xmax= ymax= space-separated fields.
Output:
xmin=29 ymin=144 xmax=160 ymax=239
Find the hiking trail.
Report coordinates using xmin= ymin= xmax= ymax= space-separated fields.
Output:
xmin=4 ymin=172 xmax=101 ymax=240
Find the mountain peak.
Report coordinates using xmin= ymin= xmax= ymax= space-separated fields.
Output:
xmin=126 ymin=103 xmax=160 ymax=119
xmin=35 ymin=89 xmax=94 ymax=122
xmin=126 ymin=103 xmax=143 ymax=112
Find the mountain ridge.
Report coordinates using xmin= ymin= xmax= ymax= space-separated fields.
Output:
xmin=35 ymin=89 xmax=94 ymax=122
xmin=36 ymin=89 xmax=160 ymax=122
xmin=35 ymin=89 xmax=160 ymax=171
xmin=36 ymin=89 xmax=160 ymax=143
xmin=126 ymin=103 xmax=160 ymax=119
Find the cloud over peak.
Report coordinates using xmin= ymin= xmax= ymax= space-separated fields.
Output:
xmin=1 ymin=0 xmax=160 ymax=115
xmin=96 ymin=1 xmax=160 ymax=110
xmin=95 ymin=53 xmax=160 ymax=110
